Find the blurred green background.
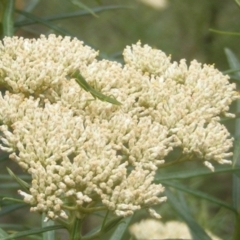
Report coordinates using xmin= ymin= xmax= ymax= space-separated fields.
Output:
xmin=14 ymin=0 xmax=240 ymax=70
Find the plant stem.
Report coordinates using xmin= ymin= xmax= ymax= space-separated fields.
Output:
xmin=42 ymin=213 xmax=55 ymax=240
xmin=69 ymin=217 xmax=82 ymax=240
xmin=232 ymin=213 xmax=240 ymax=240
xmin=158 ymin=156 xmax=192 ymax=168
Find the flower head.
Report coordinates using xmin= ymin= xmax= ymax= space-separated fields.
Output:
xmin=0 ymin=36 xmax=238 ymax=220
xmin=0 ymin=35 xmax=98 ymax=95
xmin=129 ymin=219 xmax=222 ymax=240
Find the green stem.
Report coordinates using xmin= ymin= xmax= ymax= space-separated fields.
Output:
xmin=42 ymin=213 xmax=55 ymax=240
xmin=1 ymin=0 xmax=15 ymax=37
xmin=70 ymin=217 xmax=82 ymax=240
xmin=232 ymin=213 xmax=240 ymax=240
xmin=158 ymin=155 xmax=193 ymax=169
xmin=63 ymin=204 xmax=106 ymax=213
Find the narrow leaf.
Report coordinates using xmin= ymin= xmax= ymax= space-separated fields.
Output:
xmin=16 ymin=0 xmax=39 ymax=22
xmin=209 ymin=29 xmax=240 ymax=37
xmin=42 ymin=214 xmax=55 ymax=240
xmin=223 ymin=67 xmax=240 ymax=75
xmin=0 ymin=203 xmax=26 ymax=217
xmin=236 ymin=0 xmax=240 ymax=8
xmin=165 ymin=188 xmax=211 ymax=240
xmin=0 ymin=183 xmax=26 ymax=189
xmin=225 ymin=48 xmax=240 ymax=239
xmin=0 ymin=228 xmax=9 ymax=238
xmin=232 ymin=136 xmax=240 ymax=238
xmin=156 ymin=166 xmax=240 ymax=181
xmin=7 ymin=168 xmax=30 ymax=191
xmin=0 ymin=225 xmax=64 ymax=240
xmin=71 ymin=0 xmax=98 ymax=17
xmin=101 ymin=216 xmax=123 ymax=234
xmin=226 ymin=48 xmax=240 ymax=208
xmin=109 ymin=215 xmax=132 ymax=240
xmin=233 ymin=214 xmax=240 ymax=240
xmin=0 ymin=224 xmax=26 ymax=231
xmin=15 ymin=9 xmax=72 ymax=36
xmin=224 ymin=48 xmax=240 ymax=78
xmin=2 ymin=0 xmax=15 ymax=37
xmin=0 ymin=174 xmax=31 ymax=181
xmin=15 ymin=5 xmax=130 ymax=27
xmin=2 ymin=197 xmax=25 ymax=204
xmin=162 ymin=181 xmax=236 ymax=213
xmin=71 ymin=70 xmax=122 ymax=105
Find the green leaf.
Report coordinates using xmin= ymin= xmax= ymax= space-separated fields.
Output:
xmin=224 ymin=48 xmax=240 ymax=78
xmin=0 ymin=182 xmax=26 ymax=189
xmin=209 ymin=28 xmax=240 ymax=37
xmin=109 ymin=215 xmax=132 ymax=240
xmin=70 ymin=0 xmax=98 ymax=17
xmin=232 ymin=136 xmax=240 ymax=239
xmin=15 ymin=5 xmax=130 ymax=27
xmin=223 ymin=67 xmax=240 ymax=75
xmin=233 ymin=214 xmax=240 ymax=240
xmin=15 ymin=0 xmax=39 ymax=22
xmin=101 ymin=216 xmax=123 ymax=234
xmin=2 ymin=197 xmax=25 ymax=204
xmin=42 ymin=214 xmax=55 ymax=240
xmin=1 ymin=0 xmax=15 ymax=37
xmin=71 ymin=70 xmax=122 ymax=105
xmin=0 ymin=224 xmax=26 ymax=231
xmin=7 ymin=168 xmax=30 ymax=191
xmin=156 ymin=166 xmax=240 ymax=181
xmin=224 ymin=47 xmax=240 ymax=239
xmin=162 ymin=181 xmax=236 ymax=213
xmin=0 ymin=228 xmax=9 ymax=238
xmin=15 ymin=9 xmax=72 ymax=36
xmin=233 ymin=136 xmax=240 ymax=168
xmin=0 ymin=225 xmax=64 ymax=240
xmin=0 ymin=203 xmax=26 ymax=217
xmin=165 ymin=188 xmax=211 ymax=240
xmin=0 ymin=174 xmax=31 ymax=181
xmin=81 ymin=215 xmax=124 ymax=240
xmin=236 ymin=0 xmax=240 ymax=8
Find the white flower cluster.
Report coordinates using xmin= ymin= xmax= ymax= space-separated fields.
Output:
xmin=129 ymin=219 xmax=222 ymax=240
xmin=0 ymin=35 xmax=238 ymax=220
xmin=136 ymin=0 xmax=168 ymax=10
xmin=0 ymin=35 xmax=97 ymax=95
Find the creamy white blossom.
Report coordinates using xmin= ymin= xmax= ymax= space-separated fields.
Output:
xmin=0 ymin=34 xmax=98 ymax=95
xmin=0 ymin=35 xmax=238 ymax=219
xmin=129 ymin=219 xmax=222 ymax=240
xmin=136 ymin=0 xmax=168 ymax=10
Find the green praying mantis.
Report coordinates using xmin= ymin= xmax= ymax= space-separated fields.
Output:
xmin=69 ymin=70 xmax=122 ymax=106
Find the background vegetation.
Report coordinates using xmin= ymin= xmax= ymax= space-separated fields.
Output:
xmin=10 ymin=0 xmax=240 ymax=68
